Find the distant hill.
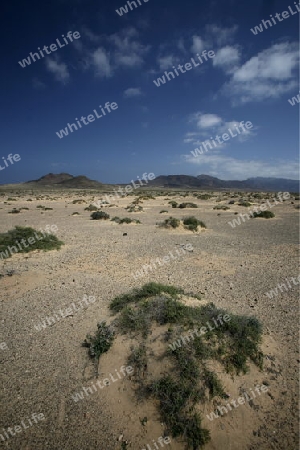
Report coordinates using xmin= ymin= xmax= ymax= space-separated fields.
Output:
xmin=9 ymin=172 xmax=299 ymax=192
xmin=26 ymin=173 xmax=74 ymax=185
xmin=26 ymin=173 xmax=104 ymax=189
xmin=147 ymin=174 xmax=299 ymax=192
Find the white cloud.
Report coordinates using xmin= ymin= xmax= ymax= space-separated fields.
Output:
xmin=213 ymin=46 xmax=240 ymax=73
xmin=190 ymin=112 xmax=223 ymax=129
xmin=123 ymin=87 xmax=143 ymax=98
xmin=234 ymin=43 xmax=298 ymax=82
xmin=72 ymin=26 xmax=150 ymax=76
xmin=183 ymin=153 xmax=299 ymax=180
xmin=45 ymin=57 xmax=69 ymax=84
xmin=177 ymin=38 xmax=186 ymax=53
xmin=157 ymin=55 xmax=179 ymax=70
xmin=185 ymin=113 xmax=255 ymax=148
xmin=224 ymin=42 xmax=299 ymax=104
xmin=191 ymin=36 xmax=206 ymax=53
xmin=109 ymin=27 xmax=150 ymax=68
xmin=91 ymin=48 xmax=112 ymax=77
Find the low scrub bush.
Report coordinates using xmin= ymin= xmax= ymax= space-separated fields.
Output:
xmin=83 ymin=283 xmax=264 ymax=450
xmin=0 ymin=226 xmax=63 ymax=257
xmin=252 ymin=210 xmax=275 ymax=219
xmin=111 ymin=217 xmax=140 ymax=224
xmin=8 ymin=208 xmax=20 ymax=214
xmin=91 ymin=211 xmax=110 ymax=220
xmin=213 ymin=205 xmax=230 ymax=210
xmin=85 ymin=204 xmax=98 ymax=211
xmin=183 ymin=216 xmax=206 ymax=231
xmin=238 ymin=201 xmax=251 ymax=207
xmin=159 ymin=217 xmax=180 ymax=229
xmin=197 ymin=194 xmax=212 ymax=200
xmin=178 ymin=202 xmax=198 ymax=209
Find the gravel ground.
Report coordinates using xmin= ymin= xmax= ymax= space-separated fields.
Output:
xmin=0 ymin=192 xmax=299 ymax=450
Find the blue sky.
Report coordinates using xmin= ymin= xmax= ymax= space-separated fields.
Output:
xmin=1 ymin=0 xmax=299 ymax=184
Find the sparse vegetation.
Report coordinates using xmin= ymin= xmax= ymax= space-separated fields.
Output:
xmin=8 ymin=208 xmax=20 ymax=214
xmin=85 ymin=204 xmax=98 ymax=211
xmin=159 ymin=217 xmax=180 ymax=229
xmin=36 ymin=205 xmax=53 ymax=211
xmin=238 ymin=201 xmax=251 ymax=207
xmin=111 ymin=217 xmax=141 ymax=224
xmin=72 ymin=199 xmax=86 ymax=204
xmin=110 ymin=282 xmax=183 ymax=313
xmin=90 ymin=211 xmax=110 ymax=220
xmin=138 ymin=194 xmax=155 ymax=200
xmin=197 ymin=194 xmax=212 ymax=200
xmin=83 ymin=283 xmax=264 ymax=450
xmin=213 ymin=205 xmax=230 ymax=210
xmin=0 ymin=226 xmax=64 ymax=256
xmin=126 ymin=204 xmax=143 ymax=213
xmin=183 ymin=216 xmax=206 ymax=231
xmin=252 ymin=210 xmax=275 ymax=219
xmin=178 ymin=202 xmax=198 ymax=209
xmin=82 ymin=321 xmax=115 ymax=376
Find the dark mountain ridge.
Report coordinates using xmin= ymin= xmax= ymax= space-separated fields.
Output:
xmin=14 ymin=172 xmax=300 ymax=192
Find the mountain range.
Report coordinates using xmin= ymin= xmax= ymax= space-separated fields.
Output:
xmin=14 ymin=173 xmax=300 ymax=192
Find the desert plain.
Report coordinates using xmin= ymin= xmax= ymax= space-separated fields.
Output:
xmin=0 ymin=188 xmax=299 ymax=450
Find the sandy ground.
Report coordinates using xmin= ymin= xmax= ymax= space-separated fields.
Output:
xmin=0 ymin=190 xmax=299 ymax=450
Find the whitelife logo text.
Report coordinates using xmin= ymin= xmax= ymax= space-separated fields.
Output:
xmin=18 ymin=31 xmax=81 ymax=68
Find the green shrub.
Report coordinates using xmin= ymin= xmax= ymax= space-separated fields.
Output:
xmin=85 ymin=204 xmax=98 ymax=211
xmin=111 ymin=217 xmax=140 ymax=224
xmin=213 ymin=205 xmax=230 ymax=210
xmin=127 ymin=343 xmax=148 ymax=380
xmin=252 ymin=210 xmax=275 ymax=219
xmin=8 ymin=208 xmax=20 ymax=214
xmin=91 ymin=211 xmax=110 ymax=220
xmin=126 ymin=204 xmax=143 ymax=213
xmin=183 ymin=216 xmax=206 ymax=231
xmin=82 ymin=321 xmax=114 ymax=376
xmin=178 ymin=203 xmax=198 ymax=209
xmin=84 ymin=284 xmax=264 ymax=450
xmin=159 ymin=217 xmax=180 ymax=229
xmin=138 ymin=194 xmax=155 ymax=200
xmin=238 ymin=201 xmax=251 ymax=207
xmin=119 ymin=217 xmax=132 ymax=224
xmin=82 ymin=321 xmax=114 ymax=360
xmin=197 ymin=194 xmax=212 ymax=200
xmin=0 ymin=226 xmax=63 ymax=257
xmin=110 ymin=282 xmax=183 ymax=313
